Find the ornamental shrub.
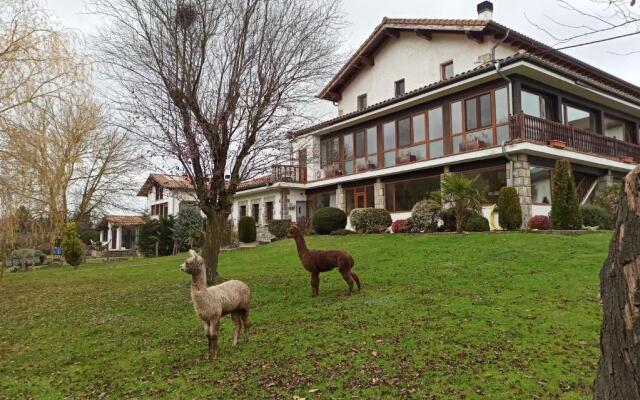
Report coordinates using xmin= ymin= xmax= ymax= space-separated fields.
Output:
xmin=440 ymin=208 xmax=457 ymax=232
xmin=550 ymin=159 xmax=583 ymax=229
xmin=238 ymin=216 xmax=257 ymax=243
xmin=411 ymin=200 xmax=439 ymax=232
xmin=391 ymin=219 xmax=405 ymax=233
xmin=61 ymin=222 xmax=84 ymax=268
xmin=137 ymin=217 xmax=160 ymax=257
xmin=497 ymin=187 xmax=522 ymax=230
xmin=527 ymin=215 xmax=551 ymax=230
xmin=312 ymin=207 xmax=347 ymax=235
xmin=350 ymin=208 xmax=392 ymax=233
xmin=174 ymin=206 xmax=205 ymax=251
xmin=581 ymin=204 xmax=613 ymax=229
xmin=593 ymin=182 xmax=621 ymax=218
xmin=466 ymin=214 xmax=490 ymax=232
xmin=268 ymin=219 xmax=291 ymax=240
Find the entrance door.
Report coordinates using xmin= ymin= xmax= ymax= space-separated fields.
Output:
xmin=354 ymin=188 xmax=366 ymax=209
xmin=296 ymin=201 xmax=307 ymax=226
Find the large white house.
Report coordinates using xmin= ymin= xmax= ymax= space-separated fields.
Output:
xmin=229 ymin=1 xmax=639 ymax=230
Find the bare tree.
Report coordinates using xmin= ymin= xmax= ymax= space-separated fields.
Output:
xmin=94 ymin=0 xmax=344 ymax=282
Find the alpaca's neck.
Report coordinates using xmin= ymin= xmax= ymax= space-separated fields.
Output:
xmin=191 ymin=268 xmax=208 ymax=292
xmin=294 ymin=234 xmax=309 ymax=258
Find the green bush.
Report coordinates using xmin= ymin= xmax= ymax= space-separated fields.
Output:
xmin=411 ymin=200 xmax=440 ymax=232
xmin=157 ymin=216 xmax=175 ymax=256
xmin=312 ymin=207 xmax=347 ymax=235
xmin=238 ymin=216 xmax=257 ymax=243
xmin=61 ymin=222 xmax=84 ymax=268
xmin=330 ymin=229 xmax=355 ymax=236
xmin=268 ymin=219 xmax=291 ymax=240
xmin=593 ymin=182 xmax=621 ymax=220
xmin=497 ymin=187 xmax=522 ymax=230
xmin=137 ymin=217 xmax=160 ymax=257
xmin=550 ymin=159 xmax=583 ymax=230
xmin=466 ymin=214 xmax=490 ymax=232
xmin=440 ymin=209 xmax=457 ymax=232
xmin=174 ymin=206 xmax=205 ymax=251
xmin=350 ymin=208 xmax=392 ymax=233
xmin=581 ymin=204 xmax=613 ymax=229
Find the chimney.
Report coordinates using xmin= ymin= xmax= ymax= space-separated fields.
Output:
xmin=477 ymin=1 xmax=493 ymax=20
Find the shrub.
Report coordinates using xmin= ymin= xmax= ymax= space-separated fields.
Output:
xmin=391 ymin=219 xmax=405 ymax=233
xmin=440 ymin=208 xmax=457 ymax=232
xmin=497 ymin=187 xmax=522 ymax=230
xmin=268 ymin=219 xmax=291 ymax=240
xmin=312 ymin=207 xmax=347 ymax=235
xmin=174 ymin=206 xmax=205 ymax=251
xmin=238 ymin=216 xmax=257 ymax=243
xmin=581 ymin=204 xmax=613 ymax=229
xmin=528 ymin=215 xmax=551 ymax=230
xmin=593 ymin=182 xmax=620 ymax=222
xmin=550 ymin=159 xmax=582 ymax=229
xmin=137 ymin=217 xmax=160 ymax=257
xmin=330 ymin=229 xmax=354 ymax=236
xmin=157 ymin=216 xmax=175 ymax=256
xmin=411 ymin=200 xmax=439 ymax=232
xmin=466 ymin=214 xmax=490 ymax=232
xmin=61 ymin=222 xmax=84 ymax=268
xmin=350 ymin=208 xmax=392 ymax=233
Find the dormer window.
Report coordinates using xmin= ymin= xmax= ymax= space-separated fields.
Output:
xmin=155 ymin=184 xmax=164 ymax=200
xmin=441 ymin=61 xmax=454 ymax=80
xmin=395 ymin=79 xmax=405 ymax=97
xmin=357 ymin=94 xmax=367 ymax=111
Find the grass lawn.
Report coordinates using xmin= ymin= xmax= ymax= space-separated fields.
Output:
xmin=0 ymin=232 xmax=610 ymax=399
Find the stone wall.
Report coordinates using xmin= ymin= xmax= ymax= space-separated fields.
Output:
xmin=506 ymin=154 xmax=532 ymax=227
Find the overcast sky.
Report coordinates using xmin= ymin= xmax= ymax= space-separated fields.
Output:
xmin=44 ymin=0 xmax=640 ymax=87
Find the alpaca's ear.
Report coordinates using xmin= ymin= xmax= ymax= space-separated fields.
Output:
xmin=189 ymin=249 xmax=198 ymax=257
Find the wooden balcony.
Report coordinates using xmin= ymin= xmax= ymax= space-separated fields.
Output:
xmin=271 ymin=164 xmax=306 ymax=183
xmin=509 ymin=112 xmax=640 ymax=163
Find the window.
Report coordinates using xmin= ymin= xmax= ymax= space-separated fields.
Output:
xmin=265 ymin=201 xmax=274 ymax=222
xmin=151 ymin=203 xmax=168 ymax=217
xmin=452 ymin=88 xmax=506 ymax=154
xmin=564 ymin=103 xmax=596 ymax=132
xmin=307 ymin=191 xmax=336 ymax=217
xmin=495 ymin=87 xmax=510 ymax=144
xmin=320 ymin=137 xmax=339 ymax=168
xmin=357 ymin=94 xmax=367 ymax=111
xmin=385 ymin=176 xmax=441 ymax=212
xmin=366 ymin=127 xmax=378 ymax=170
xmin=461 ymin=166 xmax=507 ymax=204
xmin=464 ymin=94 xmax=491 ymax=131
xmin=346 ymin=185 xmax=375 ymax=213
xmin=530 ymin=167 xmax=552 ymax=204
xmin=155 ymin=184 xmax=164 ymax=201
xmin=240 ymin=205 xmax=247 ymax=217
xmin=395 ymin=79 xmax=405 ymax=97
xmin=428 ymin=107 xmax=444 ymax=158
xmin=521 ymin=89 xmax=556 ymax=120
xmin=441 ymin=61 xmax=454 ymax=80
xmin=605 ymin=116 xmax=638 ymax=144
xmin=252 ymin=204 xmax=260 ymax=222
xmin=343 ymin=133 xmax=354 ymax=175
xmin=383 ymin=121 xmax=396 ymax=167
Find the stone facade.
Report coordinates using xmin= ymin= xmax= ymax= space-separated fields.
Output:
xmin=336 ymin=184 xmax=346 ymax=211
xmin=374 ymin=179 xmax=385 ymax=209
xmin=506 ymin=154 xmax=532 ymax=226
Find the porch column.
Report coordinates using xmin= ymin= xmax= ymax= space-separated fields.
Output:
xmin=116 ymin=226 xmax=123 ymax=250
xmin=506 ymin=154 xmax=532 ymax=227
xmin=374 ymin=178 xmax=385 ymax=209
xmin=336 ymin=184 xmax=346 ymax=211
xmin=107 ymin=223 xmax=113 ymax=246
xmin=595 ymin=170 xmax=615 ymax=198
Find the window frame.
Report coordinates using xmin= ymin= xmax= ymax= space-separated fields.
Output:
xmin=384 ymin=175 xmax=441 ymax=212
xmin=239 ymin=205 xmax=247 ymax=217
xmin=563 ymin=102 xmax=597 ymax=133
xmin=357 ymin=94 xmax=367 ymax=111
xmin=251 ymin=203 xmax=260 ymax=223
xmin=265 ymin=201 xmax=274 ymax=222
xmin=440 ymin=60 xmax=454 ymax=80
xmin=394 ymin=79 xmax=405 ymax=97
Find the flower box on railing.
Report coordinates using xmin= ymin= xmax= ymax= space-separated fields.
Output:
xmin=549 ymin=139 xmax=566 ymax=149
xmin=621 ymin=156 xmax=635 ymax=164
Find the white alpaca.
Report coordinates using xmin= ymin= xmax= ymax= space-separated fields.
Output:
xmin=180 ymin=250 xmax=251 ymax=359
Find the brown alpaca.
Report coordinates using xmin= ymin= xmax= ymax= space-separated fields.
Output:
xmin=288 ymin=224 xmax=361 ymax=297
xmin=180 ymin=250 xmax=251 ymax=359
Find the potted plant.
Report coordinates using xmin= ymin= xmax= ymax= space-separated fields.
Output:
xmin=549 ymin=139 xmax=566 ymax=149
xmin=621 ymin=155 xmax=634 ymax=163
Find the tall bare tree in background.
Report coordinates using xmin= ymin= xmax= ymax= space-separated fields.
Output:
xmin=94 ymin=0 xmax=344 ymax=282
xmin=0 ymin=0 xmax=144 ymax=256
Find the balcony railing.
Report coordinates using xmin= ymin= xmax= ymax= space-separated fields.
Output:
xmin=272 ymin=164 xmax=306 ymax=183
xmin=509 ymin=112 xmax=640 ymax=162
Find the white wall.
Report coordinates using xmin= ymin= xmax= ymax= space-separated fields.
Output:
xmin=337 ymin=32 xmax=517 ymax=115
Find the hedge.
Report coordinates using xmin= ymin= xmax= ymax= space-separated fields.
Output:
xmin=550 ymin=159 xmax=582 ymax=229
xmin=497 ymin=187 xmax=522 ymax=230
xmin=581 ymin=204 xmax=613 ymax=229
xmin=350 ymin=208 xmax=392 ymax=233
xmin=268 ymin=219 xmax=291 ymax=240
xmin=312 ymin=207 xmax=347 ymax=235
xmin=466 ymin=214 xmax=490 ymax=232
xmin=238 ymin=216 xmax=257 ymax=243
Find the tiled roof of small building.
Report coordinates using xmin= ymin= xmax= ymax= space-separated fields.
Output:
xmin=104 ymin=215 xmax=145 ymax=226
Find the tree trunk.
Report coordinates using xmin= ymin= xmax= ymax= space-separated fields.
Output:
xmin=202 ymin=212 xmax=227 ymax=285
xmin=594 ymin=166 xmax=640 ymax=399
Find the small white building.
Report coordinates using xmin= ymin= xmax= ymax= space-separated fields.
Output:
xmin=99 ymin=215 xmax=144 ymax=253
xmin=137 ymin=174 xmax=199 ymax=218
